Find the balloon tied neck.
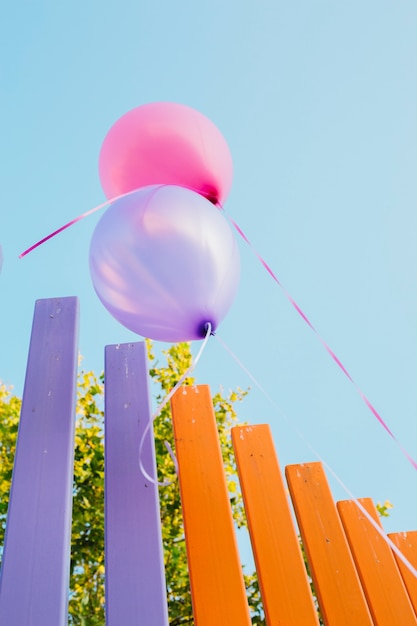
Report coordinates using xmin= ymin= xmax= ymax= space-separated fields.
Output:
xmin=201 ymin=186 xmax=219 ymax=206
xmin=198 ymin=321 xmax=215 ymax=338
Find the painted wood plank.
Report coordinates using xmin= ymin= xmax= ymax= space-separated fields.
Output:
xmin=338 ymin=499 xmax=417 ymax=625
xmin=389 ymin=531 xmax=417 ymax=614
xmin=285 ymin=462 xmax=373 ymax=626
xmin=104 ymin=342 xmax=169 ymax=626
xmin=170 ymin=385 xmax=252 ymax=626
xmin=231 ymin=424 xmax=319 ymax=625
xmin=0 ymin=297 xmax=79 ymax=626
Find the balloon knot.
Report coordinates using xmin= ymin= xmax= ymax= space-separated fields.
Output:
xmin=201 ymin=186 xmax=219 ymax=205
xmin=197 ymin=321 xmax=215 ymax=338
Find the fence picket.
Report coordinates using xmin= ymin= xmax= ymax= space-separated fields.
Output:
xmin=286 ymin=462 xmax=373 ymax=625
xmin=232 ymin=424 xmax=319 ymax=625
xmin=171 ymin=385 xmax=252 ymax=626
xmin=389 ymin=531 xmax=417 ymax=614
xmin=104 ymin=342 xmax=169 ymax=625
xmin=338 ymin=498 xmax=417 ymax=625
xmin=0 ymin=297 xmax=79 ymax=626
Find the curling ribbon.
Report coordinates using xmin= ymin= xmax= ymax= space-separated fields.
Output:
xmin=222 ymin=210 xmax=417 ymax=472
xmin=18 ymin=190 xmax=143 ymax=258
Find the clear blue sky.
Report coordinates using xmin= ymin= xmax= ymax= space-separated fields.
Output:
xmin=1 ymin=0 xmax=417 ymax=556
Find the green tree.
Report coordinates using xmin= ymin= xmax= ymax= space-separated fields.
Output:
xmin=0 ymin=341 xmax=263 ymax=625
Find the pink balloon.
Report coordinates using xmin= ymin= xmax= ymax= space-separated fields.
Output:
xmin=98 ymin=102 xmax=233 ymax=205
xmin=89 ymin=185 xmax=240 ymax=342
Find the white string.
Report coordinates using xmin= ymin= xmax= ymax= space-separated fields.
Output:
xmin=215 ymin=333 xmax=417 ymax=580
xmin=139 ymin=323 xmax=213 ymax=486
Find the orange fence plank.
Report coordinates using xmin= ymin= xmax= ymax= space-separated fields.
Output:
xmin=231 ymin=424 xmax=319 ymax=625
xmin=285 ymin=462 xmax=373 ymax=625
xmin=171 ymin=385 xmax=251 ymax=626
xmin=338 ymin=499 xmax=417 ymax=625
xmin=388 ymin=531 xmax=417 ymax=614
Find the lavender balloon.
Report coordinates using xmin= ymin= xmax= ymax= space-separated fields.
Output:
xmin=89 ymin=185 xmax=240 ymax=342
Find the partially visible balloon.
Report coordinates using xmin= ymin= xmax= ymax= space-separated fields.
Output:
xmin=89 ymin=185 xmax=240 ymax=342
xmin=98 ymin=102 xmax=233 ymax=205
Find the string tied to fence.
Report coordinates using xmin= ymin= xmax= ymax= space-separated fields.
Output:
xmin=138 ymin=322 xmax=213 ymax=487
xmin=215 ymin=332 xmax=417 ymax=581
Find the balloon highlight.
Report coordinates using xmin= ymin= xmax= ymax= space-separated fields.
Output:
xmin=89 ymin=185 xmax=240 ymax=342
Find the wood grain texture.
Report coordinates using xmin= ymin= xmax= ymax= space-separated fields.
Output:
xmin=232 ymin=424 xmax=319 ymax=625
xmin=285 ymin=462 xmax=373 ymax=626
xmin=338 ymin=499 xmax=417 ymax=625
xmin=0 ymin=297 xmax=79 ymax=626
xmin=105 ymin=342 xmax=169 ymax=626
xmin=389 ymin=531 xmax=417 ymax=615
xmin=171 ymin=385 xmax=251 ymax=626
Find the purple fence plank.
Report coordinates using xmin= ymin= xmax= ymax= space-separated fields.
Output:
xmin=0 ymin=297 xmax=79 ymax=626
xmin=105 ymin=342 xmax=169 ymax=626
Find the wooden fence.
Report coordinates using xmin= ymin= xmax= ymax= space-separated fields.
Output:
xmin=0 ymin=297 xmax=416 ymax=624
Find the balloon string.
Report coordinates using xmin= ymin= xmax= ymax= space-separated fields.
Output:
xmin=219 ymin=209 xmax=417 ymax=472
xmin=18 ymin=184 xmax=220 ymax=259
xmin=138 ymin=323 xmax=213 ymax=486
xmin=18 ymin=188 xmax=146 ymax=258
xmin=214 ymin=333 xmax=417 ymax=581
